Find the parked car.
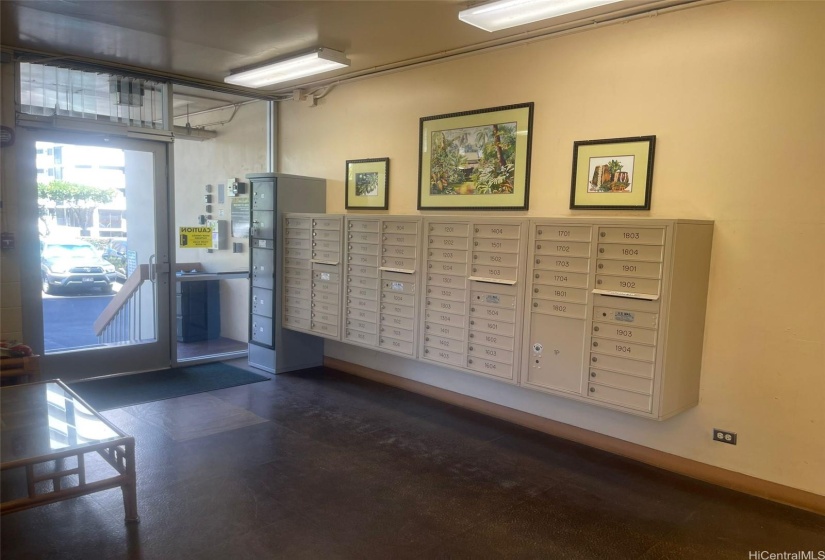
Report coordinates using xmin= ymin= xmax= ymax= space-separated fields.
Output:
xmin=101 ymin=237 xmax=128 ymax=282
xmin=40 ymin=239 xmax=118 ymax=294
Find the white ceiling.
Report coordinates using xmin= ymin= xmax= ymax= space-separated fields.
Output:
xmin=2 ymin=1 xmax=703 ymax=105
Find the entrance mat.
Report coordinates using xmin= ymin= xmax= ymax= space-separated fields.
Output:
xmin=69 ymin=363 xmax=270 ymax=411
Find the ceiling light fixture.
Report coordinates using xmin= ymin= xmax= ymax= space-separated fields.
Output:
xmin=459 ymin=0 xmax=623 ymax=32
xmin=224 ymin=48 xmax=350 ymax=88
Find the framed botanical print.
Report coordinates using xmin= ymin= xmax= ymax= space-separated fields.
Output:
xmin=570 ymin=136 xmax=656 ymax=210
xmin=346 ymin=158 xmax=389 ymax=210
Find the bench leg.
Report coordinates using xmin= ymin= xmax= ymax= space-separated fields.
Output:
xmin=122 ymin=482 xmax=139 ymax=523
xmin=122 ymin=442 xmax=139 ymax=523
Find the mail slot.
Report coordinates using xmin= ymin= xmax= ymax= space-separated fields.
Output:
xmin=473 ymin=224 xmax=521 ymax=239
xmin=472 ymin=251 xmax=519 ymax=268
xmin=381 ymin=233 xmax=417 ymax=246
xmin=347 ymin=219 xmax=379 ymax=232
xmin=313 ymin=229 xmax=341 ymax=242
xmin=381 ymin=244 xmax=416 ymax=259
xmin=473 ymin=237 xmax=520 ymax=253
xmin=285 ymin=227 xmax=311 ymax=239
xmin=348 ymin=253 xmax=379 ymax=267
xmin=285 ymin=218 xmax=310 ymax=230
xmin=426 ymin=298 xmax=466 ymax=315
xmin=311 ymin=321 xmax=339 ymax=338
xmin=381 ymin=291 xmax=415 ymax=307
xmin=468 ymin=331 xmax=514 ymax=351
xmin=347 ymin=296 xmax=378 ymax=312
xmin=428 ymin=260 xmax=468 ymax=276
xmin=532 ymin=255 xmax=590 ymax=274
xmin=428 ymin=236 xmax=469 ymax=250
xmin=312 ymin=239 xmax=340 ymax=252
xmin=468 ymin=319 xmax=515 ymax=338
xmin=379 ymin=335 xmax=414 ymax=355
xmin=348 ymin=308 xmax=377 ymax=322
xmin=469 ymin=304 xmax=515 ymax=323
xmin=284 ymin=238 xmax=311 ymax=249
xmin=428 ymin=222 xmax=469 ymax=237
xmin=380 ymin=302 xmax=415 ymax=318
xmin=348 ymin=231 xmax=379 ymax=244
xmin=426 ymin=286 xmax=466 ymax=302
xmin=312 ymin=218 xmax=340 ymax=230
xmin=282 ymin=315 xmax=309 ymax=332
xmin=346 ymin=329 xmax=378 ymax=345
xmin=427 ymin=322 xmax=465 ymax=342
xmin=349 ymin=276 xmax=379 ymax=289
xmin=467 ymin=357 xmax=513 ymax=380
xmin=598 ymin=227 xmax=664 ymax=245
xmin=380 ymin=314 xmax=415 ymax=331
xmin=347 ymin=264 xmax=378 ymax=278
xmin=535 ymin=224 xmax=592 ymax=242
xmin=428 ymin=248 xmax=468 ymax=263
xmin=379 ymin=325 xmax=414 ymax=342
xmin=423 ymin=345 xmax=465 ymax=367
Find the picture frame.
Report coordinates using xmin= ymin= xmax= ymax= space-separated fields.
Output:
xmin=418 ymin=102 xmax=534 ymax=210
xmin=570 ymin=136 xmax=656 ymax=210
xmin=346 ymin=158 xmax=389 ymax=210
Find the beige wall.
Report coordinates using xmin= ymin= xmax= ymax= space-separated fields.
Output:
xmin=173 ymin=101 xmax=268 ymax=341
xmin=278 ymin=1 xmax=825 ymax=495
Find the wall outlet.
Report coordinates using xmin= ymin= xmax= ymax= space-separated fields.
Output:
xmin=713 ymin=428 xmax=737 ymax=445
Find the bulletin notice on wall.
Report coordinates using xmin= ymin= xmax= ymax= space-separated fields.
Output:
xmin=231 ymin=197 xmax=250 ymax=238
xmin=179 ymin=226 xmax=213 ymax=248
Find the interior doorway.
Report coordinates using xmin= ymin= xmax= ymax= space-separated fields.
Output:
xmin=170 ymin=86 xmax=265 ymax=365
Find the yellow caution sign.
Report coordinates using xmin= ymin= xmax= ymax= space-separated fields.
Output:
xmin=179 ymin=226 xmax=213 ymax=248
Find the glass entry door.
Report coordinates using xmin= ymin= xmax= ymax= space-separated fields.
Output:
xmin=33 ymin=131 xmax=171 ymax=378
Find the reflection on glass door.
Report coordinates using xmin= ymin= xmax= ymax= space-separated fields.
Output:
xmin=35 ymin=133 xmax=171 ymax=375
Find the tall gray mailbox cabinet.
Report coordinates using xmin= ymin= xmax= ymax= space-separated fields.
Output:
xmin=246 ymin=173 xmax=326 ymax=373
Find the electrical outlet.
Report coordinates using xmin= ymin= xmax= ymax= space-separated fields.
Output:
xmin=713 ymin=429 xmax=737 ymax=445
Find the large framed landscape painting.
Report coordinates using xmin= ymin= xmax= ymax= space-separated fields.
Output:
xmin=570 ymin=136 xmax=656 ymax=210
xmin=418 ymin=103 xmax=534 ymax=210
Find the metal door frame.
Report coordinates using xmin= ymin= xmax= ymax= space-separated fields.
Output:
xmin=20 ymin=128 xmax=173 ymax=381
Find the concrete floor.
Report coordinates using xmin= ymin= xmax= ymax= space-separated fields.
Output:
xmin=1 ymin=366 xmax=823 ymax=559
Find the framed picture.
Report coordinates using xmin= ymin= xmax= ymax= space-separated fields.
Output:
xmin=570 ymin=136 xmax=656 ymax=210
xmin=346 ymin=158 xmax=389 ymax=210
xmin=418 ymin=103 xmax=534 ymax=210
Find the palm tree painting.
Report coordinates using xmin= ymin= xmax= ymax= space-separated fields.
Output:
xmin=429 ymin=121 xmax=517 ymax=196
xmin=355 ymin=172 xmax=379 ymax=196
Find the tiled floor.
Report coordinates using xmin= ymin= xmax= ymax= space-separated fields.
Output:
xmin=1 ymin=365 xmax=823 ymax=559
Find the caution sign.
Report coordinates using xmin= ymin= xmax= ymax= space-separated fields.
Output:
xmin=179 ymin=226 xmax=213 ymax=248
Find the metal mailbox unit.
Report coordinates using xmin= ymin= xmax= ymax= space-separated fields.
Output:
xmin=281 ymin=214 xmax=345 ymax=340
xmin=247 ymin=173 xmax=326 ymax=374
xmin=341 ymin=216 xmax=423 ymax=358
xmin=521 ymin=219 xmax=713 ymax=420
xmin=419 ymin=218 xmax=529 ymax=383
xmin=277 ymin=212 xmax=714 ymax=420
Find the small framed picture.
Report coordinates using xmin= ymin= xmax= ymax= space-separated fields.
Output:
xmin=570 ymin=136 xmax=656 ymax=210
xmin=346 ymin=158 xmax=389 ymax=210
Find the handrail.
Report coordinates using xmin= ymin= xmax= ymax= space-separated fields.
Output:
xmin=93 ymin=264 xmax=151 ymax=336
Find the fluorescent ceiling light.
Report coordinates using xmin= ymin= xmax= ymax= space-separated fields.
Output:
xmin=225 ymin=48 xmax=350 ymax=88
xmin=459 ymin=0 xmax=623 ymax=32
